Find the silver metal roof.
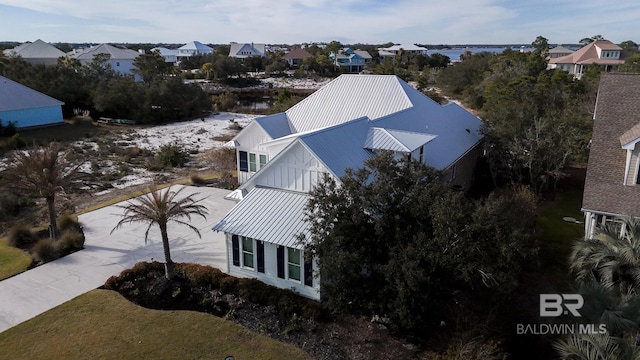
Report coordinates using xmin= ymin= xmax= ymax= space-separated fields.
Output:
xmin=0 ymin=75 xmax=64 ymax=112
xmin=285 ymin=75 xmax=414 ymax=133
xmin=213 ymin=187 xmax=311 ymax=249
xmin=3 ymin=39 xmax=65 ymax=59
xmin=364 ymin=127 xmax=437 ymax=152
xmin=71 ymin=44 xmax=140 ymax=60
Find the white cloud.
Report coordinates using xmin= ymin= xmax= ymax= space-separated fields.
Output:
xmin=0 ymin=0 xmax=639 ymax=44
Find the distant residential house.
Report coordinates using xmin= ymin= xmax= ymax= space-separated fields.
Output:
xmin=229 ymin=42 xmax=267 ymax=58
xmin=3 ymin=39 xmax=66 ymax=66
xmin=548 ymin=40 xmax=626 ymax=79
xmin=0 ymin=75 xmax=64 ymax=129
xmin=548 ymin=44 xmax=575 ymax=59
xmin=377 ymin=43 xmax=429 ymax=60
xmin=151 ymin=47 xmax=179 ymax=64
xmin=213 ymin=74 xmax=484 ymax=300
xmin=70 ymin=43 xmax=141 ymax=80
xmin=582 ymin=73 xmax=640 ymax=238
xmin=176 ymin=41 xmax=214 ymax=61
xmin=328 ymin=48 xmax=371 ymax=73
xmin=282 ymin=48 xmax=313 ymax=67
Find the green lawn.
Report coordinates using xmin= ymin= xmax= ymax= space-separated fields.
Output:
xmin=0 ymin=239 xmax=32 ymax=280
xmin=0 ymin=289 xmax=313 ymax=360
xmin=536 ymin=190 xmax=585 ymax=290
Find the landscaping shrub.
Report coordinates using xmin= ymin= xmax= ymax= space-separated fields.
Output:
xmin=31 ymin=239 xmax=59 ymax=263
xmin=203 ymin=148 xmax=236 ymax=172
xmin=55 ymin=229 xmax=85 ymax=256
xmin=57 ymin=214 xmax=82 ymax=233
xmin=177 ymin=263 xmax=225 ymax=289
xmin=189 ymin=173 xmax=208 ymax=185
xmin=147 ymin=144 xmax=189 ymax=171
xmin=7 ymin=224 xmax=38 ymax=249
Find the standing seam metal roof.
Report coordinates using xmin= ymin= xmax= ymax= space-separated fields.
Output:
xmin=0 ymin=75 xmax=64 ymax=112
xmin=212 ymin=187 xmax=311 ymax=249
xmin=285 ymin=75 xmax=414 ymax=133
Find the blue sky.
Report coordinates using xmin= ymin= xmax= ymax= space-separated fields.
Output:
xmin=0 ymin=0 xmax=638 ymax=45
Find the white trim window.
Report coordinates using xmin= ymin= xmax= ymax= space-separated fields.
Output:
xmin=242 ymin=236 xmax=254 ymax=269
xmin=287 ymin=248 xmax=301 ymax=281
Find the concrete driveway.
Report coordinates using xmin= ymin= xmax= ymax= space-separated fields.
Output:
xmin=0 ymin=185 xmax=236 ymax=333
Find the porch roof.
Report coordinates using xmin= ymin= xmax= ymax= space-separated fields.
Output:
xmin=212 ymin=187 xmax=311 ymax=249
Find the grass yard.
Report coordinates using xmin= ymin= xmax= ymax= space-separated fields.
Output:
xmin=536 ymin=190 xmax=585 ymax=290
xmin=0 ymin=238 xmax=32 ymax=280
xmin=0 ymin=289 xmax=313 ymax=360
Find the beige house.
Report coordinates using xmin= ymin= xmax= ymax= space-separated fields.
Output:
xmin=548 ymin=40 xmax=626 ymax=79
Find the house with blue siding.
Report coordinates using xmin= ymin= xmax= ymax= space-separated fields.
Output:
xmin=213 ymin=75 xmax=484 ymax=300
xmin=0 ymin=75 xmax=64 ymax=129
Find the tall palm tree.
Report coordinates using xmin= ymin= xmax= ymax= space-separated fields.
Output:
xmin=4 ymin=142 xmax=87 ymax=239
xmin=569 ymin=216 xmax=640 ymax=298
xmin=111 ymin=184 xmax=208 ymax=280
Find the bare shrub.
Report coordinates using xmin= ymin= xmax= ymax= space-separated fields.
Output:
xmin=202 ymin=148 xmax=236 ymax=172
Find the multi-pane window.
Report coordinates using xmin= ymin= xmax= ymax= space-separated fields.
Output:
xmin=242 ymin=237 xmax=254 ymax=269
xmin=259 ymin=154 xmax=267 ymax=168
xmin=288 ymin=248 xmax=301 ymax=281
xmin=249 ymin=153 xmax=257 ymax=172
xmin=239 ymin=151 xmax=248 ymax=172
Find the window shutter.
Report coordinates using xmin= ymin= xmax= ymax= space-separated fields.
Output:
xmin=304 ymin=256 xmax=313 ymax=287
xmin=277 ymin=246 xmax=285 ymax=279
xmin=257 ymin=241 xmax=265 ymax=273
xmin=231 ymin=235 xmax=240 ymax=266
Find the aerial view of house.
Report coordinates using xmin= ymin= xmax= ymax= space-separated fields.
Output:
xmin=213 ymin=74 xmax=484 ymax=299
xmin=70 ymin=43 xmax=141 ymax=80
xmin=548 ymin=39 xmax=627 ymax=78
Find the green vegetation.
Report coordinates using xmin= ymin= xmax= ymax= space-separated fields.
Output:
xmin=304 ymin=152 xmax=538 ymax=334
xmin=536 ymin=190 xmax=584 ymax=289
xmin=0 ymin=289 xmax=313 ymax=360
xmin=0 ymin=239 xmax=32 ymax=280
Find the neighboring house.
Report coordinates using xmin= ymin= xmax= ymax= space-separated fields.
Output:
xmin=213 ymin=74 xmax=484 ymax=300
xmin=70 ymin=44 xmax=141 ymax=80
xmin=328 ymin=48 xmax=371 ymax=73
xmin=2 ymin=39 xmax=66 ymax=66
xmin=377 ymin=43 xmax=429 ymax=60
xmin=282 ymin=48 xmax=313 ymax=67
xmin=0 ymin=75 xmax=64 ymax=129
xmin=582 ymin=73 xmax=640 ymax=238
xmin=229 ymin=42 xmax=267 ymax=59
xmin=548 ymin=44 xmax=575 ymax=59
xmin=151 ymin=47 xmax=179 ymax=64
xmin=176 ymin=41 xmax=214 ymax=61
xmin=548 ymin=40 xmax=626 ymax=79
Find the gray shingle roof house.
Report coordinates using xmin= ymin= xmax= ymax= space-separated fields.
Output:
xmin=213 ymin=74 xmax=484 ymax=299
xmin=582 ymin=73 xmax=640 ymax=238
xmin=2 ymin=39 xmax=66 ymax=66
xmin=0 ymin=75 xmax=64 ymax=129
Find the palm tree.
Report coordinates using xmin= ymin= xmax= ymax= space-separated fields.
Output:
xmin=4 ymin=142 xmax=87 ymax=239
xmin=111 ymin=184 xmax=208 ymax=280
xmin=569 ymin=216 xmax=640 ymax=298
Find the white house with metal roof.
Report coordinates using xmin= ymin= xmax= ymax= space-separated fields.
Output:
xmin=213 ymin=74 xmax=484 ymax=300
xmin=229 ymin=42 xmax=267 ymax=58
xmin=70 ymin=44 xmax=141 ymax=80
xmin=0 ymin=75 xmax=64 ymax=129
xmin=177 ymin=41 xmax=214 ymax=61
xmin=3 ymin=39 xmax=66 ymax=66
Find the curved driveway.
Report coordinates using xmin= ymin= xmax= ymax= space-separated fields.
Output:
xmin=0 ymin=185 xmax=235 ymax=333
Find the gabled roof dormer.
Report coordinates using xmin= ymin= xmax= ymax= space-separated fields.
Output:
xmin=364 ymin=127 xmax=436 ymax=153
xmin=620 ymin=123 xmax=640 ymax=185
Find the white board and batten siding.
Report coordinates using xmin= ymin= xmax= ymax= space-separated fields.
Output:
xmin=224 ymin=234 xmax=321 ymax=300
xmin=235 ymin=122 xmax=273 ymax=184
xmin=252 ymin=142 xmax=330 ymax=192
